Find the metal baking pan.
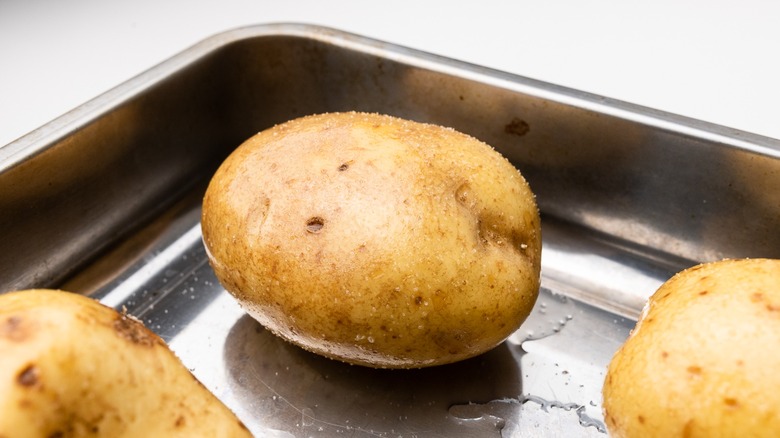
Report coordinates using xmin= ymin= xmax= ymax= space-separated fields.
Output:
xmin=1 ymin=23 xmax=778 ymax=437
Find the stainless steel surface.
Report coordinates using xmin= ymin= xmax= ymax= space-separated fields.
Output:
xmin=2 ymin=23 xmax=780 ymax=436
xmin=64 ymin=195 xmax=633 ymax=437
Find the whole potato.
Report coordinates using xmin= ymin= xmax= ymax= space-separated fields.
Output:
xmin=0 ymin=289 xmax=250 ymax=437
xmin=201 ymin=112 xmax=541 ymax=368
xmin=602 ymin=258 xmax=780 ymax=437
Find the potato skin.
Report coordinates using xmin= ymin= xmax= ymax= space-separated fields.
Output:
xmin=602 ymin=258 xmax=780 ymax=438
xmin=0 ymin=289 xmax=250 ymax=437
xmin=202 ymin=112 xmax=541 ymax=368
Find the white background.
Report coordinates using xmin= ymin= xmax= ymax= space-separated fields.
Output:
xmin=2 ymin=0 xmax=779 ymax=148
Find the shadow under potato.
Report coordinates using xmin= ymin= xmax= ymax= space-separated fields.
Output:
xmin=223 ymin=313 xmax=522 ymax=437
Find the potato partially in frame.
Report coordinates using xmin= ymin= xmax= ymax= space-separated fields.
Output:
xmin=603 ymin=258 xmax=780 ymax=437
xmin=0 ymin=289 xmax=251 ymax=437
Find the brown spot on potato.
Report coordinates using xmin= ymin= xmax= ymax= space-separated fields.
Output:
xmin=683 ymin=419 xmax=694 ymax=438
xmin=455 ymin=182 xmax=471 ymax=204
xmin=637 ymin=415 xmax=645 ymax=424
xmin=766 ymin=303 xmax=780 ymax=312
xmin=113 ymin=314 xmax=157 ymax=347
xmin=17 ymin=364 xmax=39 ymax=387
xmin=175 ymin=416 xmax=186 ymax=427
xmin=751 ymin=292 xmax=764 ymax=302
xmin=306 ymin=217 xmax=324 ymax=233
xmin=661 ymin=351 xmax=669 ymax=359
xmin=686 ymin=365 xmax=703 ymax=375
xmin=505 ymin=118 xmax=530 ymax=137
xmin=414 ymin=296 xmax=423 ymax=305
xmin=474 ymin=219 xmax=515 ymax=250
xmin=338 ymin=162 xmax=350 ymax=171
xmin=1 ymin=315 xmax=28 ymax=342
xmin=698 ymin=290 xmax=708 ymax=296
xmin=724 ymin=397 xmax=740 ymax=408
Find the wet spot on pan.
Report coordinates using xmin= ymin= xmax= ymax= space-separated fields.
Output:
xmin=505 ymin=118 xmax=530 ymax=137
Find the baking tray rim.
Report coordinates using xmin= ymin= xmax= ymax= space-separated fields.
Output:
xmin=2 ymin=22 xmax=779 ymax=171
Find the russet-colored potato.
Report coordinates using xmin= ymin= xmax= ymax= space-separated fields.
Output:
xmin=0 ymin=289 xmax=250 ymax=437
xmin=603 ymin=258 xmax=780 ymax=437
xmin=202 ymin=112 xmax=542 ymax=368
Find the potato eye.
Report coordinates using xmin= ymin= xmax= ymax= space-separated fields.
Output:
xmin=306 ymin=217 xmax=325 ymax=233
xmin=338 ymin=160 xmax=355 ymax=172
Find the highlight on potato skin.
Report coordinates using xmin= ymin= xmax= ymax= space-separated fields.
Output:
xmin=201 ymin=111 xmax=542 ymax=369
xmin=602 ymin=258 xmax=780 ymax=438
xmin=0 ymin=289 xmax=251 ymax=437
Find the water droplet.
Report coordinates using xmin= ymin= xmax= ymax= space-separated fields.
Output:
xmin=301 ymin=407 xmax=315 ymax=426
xmin=449 ymin=394 xmax=606 ymax=435
xmin=509 ymin=288 xmax=576 ymax=343
xmin=577 ymin=406 xmax=607 ymax=433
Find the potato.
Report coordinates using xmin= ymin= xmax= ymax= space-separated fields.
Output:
xmin=201 ymin=112 xmax=541 ymax=368
xmin=0 ymin=289 xmax=250 ymax=437
xmin=602 ymin=258 xmax=780 ymax=437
